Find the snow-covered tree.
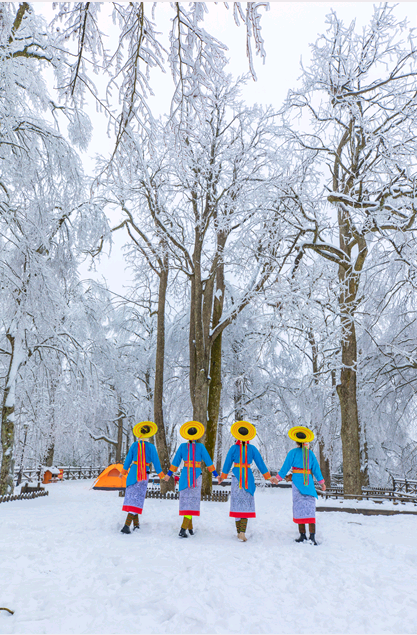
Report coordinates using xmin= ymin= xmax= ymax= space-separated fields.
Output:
xmin=50 ymin=2 xmax=269 ymax=143
xmin=0 ymin=3 xmax=104 ymax=493
xmin=282 ymin=4 xmax=417 ymax=495
xmin=98 ymin=67 xmax=308 ymax=492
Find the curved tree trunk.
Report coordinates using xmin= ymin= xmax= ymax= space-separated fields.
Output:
xmin=203 ymin=331 xmax=222 ymax=495
xmin=307 ymin=328 xmax=331 ymax=483
xmin=154 ymin=254 xmax=175 ymax=493
xmin=337 ymin=317 xmax=362 ymax=496
xmin=115 ymin=405 xmax=124 ymax=464
xmin=0 ymin=332 xmax=24 ymax=495
xmin=335 ymin=204 xmax=367 ymax=498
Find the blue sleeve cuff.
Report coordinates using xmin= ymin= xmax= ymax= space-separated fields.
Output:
xmin=212 ymin=470 xmax=218 ymax=477
xmin=167 ymin=470 xmax=173 ymax=477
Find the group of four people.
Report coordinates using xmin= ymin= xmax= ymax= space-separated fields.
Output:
xmin=119 ymin=421 xmax=326 ymax=544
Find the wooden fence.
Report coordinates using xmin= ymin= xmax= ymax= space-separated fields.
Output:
xmin=392 ymin=478 xmax=417 ymax=495
xmin=318 ymin=484 xmax=417 ymax=505
xmin=11 ymin=466 xmax=417 ymax=505
xmin=14 ymin=465 xmax=105 ymax=485
xmin=144 ymin=489 xmax=229 ymax=502
xmin=0 ymin=489 xmax=49 ymax=505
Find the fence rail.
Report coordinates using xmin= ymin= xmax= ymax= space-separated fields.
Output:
xmin=318 ymin=486 xmax=417 ymax=505
xmin=392 ymin=478 xmax=417 ymax=495
xmin=144 ymin=489 xmax=229 ymax=502
xmin=14 ymin=466 xmax=105 ymax=485
xmin=0 ymin=489 xmax=49 ymax=505
xmin=13 ymin=466 xmax=417 ymax=502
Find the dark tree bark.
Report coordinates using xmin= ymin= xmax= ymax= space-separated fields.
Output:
xmin=307 ymin=329 xmax=331 ymax=484
xmin=153 ymin=253 xmax=175 ymax=493
xmin=0 ymin=333 xmax=23 ymax=495
xmin=115 ymin=405 xmax=124 ymax=464
xmin=203 ymin=252 xmax=225 ymax=494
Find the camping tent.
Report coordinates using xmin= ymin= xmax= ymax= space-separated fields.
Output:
xmin=93 ymin=464 xmax=127 ymax=490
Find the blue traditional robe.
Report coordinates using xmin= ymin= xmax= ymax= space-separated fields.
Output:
xmin=123 ymin=441 xmax=164 ymax=487
xmin=278 ymin=447 xmax=323 ymax=498
xmin=167 ymin=442 xmax=217 ymax=491
xmin=220 ymin=442 xmax=271 ymax=496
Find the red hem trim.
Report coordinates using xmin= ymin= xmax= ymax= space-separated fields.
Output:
xmin=123 ymin=505 xmax=143 ymax=514
xmin=179 ymin=510 xmax=200 ymax=516
xmin=229 ymin=512 xmax=256 ymax=518
xmin=293 ymin=517 xmax=315 ymax=523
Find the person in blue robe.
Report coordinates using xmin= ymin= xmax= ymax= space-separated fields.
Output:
xmin=119 ymin=422 xmax=165 ymax=533
xmin=218 ymin=421 xmax=273 ymax=541
xmin=164 ymin=421 xmax=218 ymax=538
xmin=276 ymin=426 xmax=326 ymax=544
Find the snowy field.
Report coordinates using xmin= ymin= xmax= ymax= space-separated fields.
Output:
xmin=1 ymin=481 xmax=417 ymax=635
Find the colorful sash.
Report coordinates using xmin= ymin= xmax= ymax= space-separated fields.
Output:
xmin=187 ymin=442 xmax=197 ymax=488
xmin=302 ymin=446 xmax=310 ymax=486
xmin=235 ymin=441 xmax=250 ymax=490
xmin=136 ymin=440 xmax=147 ymax=482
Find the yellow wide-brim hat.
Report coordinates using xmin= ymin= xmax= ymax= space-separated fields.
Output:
xmin=180 ymin=421 xmax=205 ymax=440
xmin=288 ymin=426 xmax=314 ymax=444
xmin=231 ymin=420 xmax=256 ymax=442
xmin=133 ymin=421 xmax=158 ymax=439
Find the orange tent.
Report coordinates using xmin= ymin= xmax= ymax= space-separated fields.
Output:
xmin=93 ymin=464 xmax=127 ymax=490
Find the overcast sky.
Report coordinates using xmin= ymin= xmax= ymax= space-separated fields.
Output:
xmin=36 ymin=2 xmax=417 ymax=293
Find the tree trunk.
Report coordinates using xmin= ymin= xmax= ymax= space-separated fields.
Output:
xmin=16 ymin=425 xmax=29 ymax=487
xmin=1 ymin=333 xmax=23 ymax=495
xmin=318 ymin=438 xmax=331 ymax=486
xmin=115 ymin=406 xmax=124 ymax=464
xmin=234 ymin=377 xmax=246 ymax=421
xmin=307 ymin=328 xmax=331 ymax=484
xmin=336 ymin=320 xmax=362 ymax=496
xmin=335 ymin=202 xmax=366 ymax=498
xmin=43 ymin=376 xmax=59 ymax=468
xmin=44 ymin=441 xmax=55 ymax=468
xmin=202 ymin=254 xmax=225 ymax=495
xmin=203 ymin=332 xmax=222 ymax=495
xmin=144 ymin=368 xmax=153 ymax=418
xmin=360 ymin=415 xmax=369 ymax=487
xmin=153 ymin=253 xmax=175 ymax=493
xmin=215 ymin=409 xmax=223 ymax=474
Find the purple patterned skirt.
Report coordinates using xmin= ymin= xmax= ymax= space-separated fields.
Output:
xmin=229 ymin=475 xmax=256 ymax=518
xmin=122 ymin=476 xmax=149 ymax=514
xmin=292 ymin=483 xmax=316 ymax=523
xmin=179 ymin=474 xmax=202 ymax=516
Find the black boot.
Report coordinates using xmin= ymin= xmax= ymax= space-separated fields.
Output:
xmin=188 ymin=528 xmax=194 ymax=535
xmin=132 ymin=523 xmax=140 ymax=531
xmin=309 ymin=533 xmax=317 ymax=545
xmin=120 ymin=525 xmax=131 ymax=534
xmin=295 ymin=532 xmax=307 ymax=543
xmin=179 ymin=527 xmax=188 ymax=538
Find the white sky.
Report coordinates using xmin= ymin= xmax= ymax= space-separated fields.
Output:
xmin=34 ymin=1 xmax=417 ymax=293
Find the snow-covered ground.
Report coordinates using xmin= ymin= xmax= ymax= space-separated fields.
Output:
xmin=1 ymin=480 xmax=417 ymax=635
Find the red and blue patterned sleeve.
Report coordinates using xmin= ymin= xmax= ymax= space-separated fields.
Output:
xmin=277 ymin=449 xmax=295 ymax=480
xmin=220 ymin=445 xmax=235 ymax=479
xmin=149 ymin=443 xmax=165 ymax=478
xmin=122 ymin=443 xmax=135 ymax=472
xmin=310 ymin=451 xmax=324 ymax=482
xmin=167 ymin=444 xmax=184 ymax=477
xmin=251 ymin=446 xmax=272 ymax=479
xmin=200 ymin=444 xmax=218 ymax=477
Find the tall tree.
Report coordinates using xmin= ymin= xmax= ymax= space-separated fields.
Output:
xmin=0 ymin=3 xmax=104 ymax=493
xmin=103 ymin=70 xmax=302 ymax=493
xmin=283 ymin=5 xmax=417 ymax=495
